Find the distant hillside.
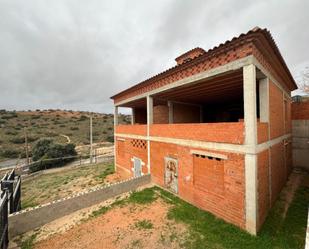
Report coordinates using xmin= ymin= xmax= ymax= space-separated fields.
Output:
xmin=0 ymin=109 xmax=130 ymax=160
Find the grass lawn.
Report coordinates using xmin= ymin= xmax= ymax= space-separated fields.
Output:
xmin=21 ymin=162 xmax=115 ymax=209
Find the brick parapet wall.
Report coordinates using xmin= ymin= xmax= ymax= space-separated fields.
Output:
xmin=150 ymin=123 xmax=244 ymax=144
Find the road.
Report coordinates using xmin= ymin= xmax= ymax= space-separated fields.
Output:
xmin=0 ymin=158 xmax=28 ymax=168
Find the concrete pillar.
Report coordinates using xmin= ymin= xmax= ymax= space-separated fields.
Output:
xmin=245 ymin=154 xmax=258 ymax=235
xmin=168 ymin=101 xmax=173 ymax=124
xmin=146 ymin=96 xmax=153 ymax=173
xmin=113 ymin=106 xmax=118 ymax=172
xmin=243 ymin=64 xmax=257 ymax=146
xmin=131 ymin=108 xmax=135 ymax=125
xmin=243 ymin=64 xmax=258 ymax=235
xmin=259 ymin=78 xmax=269 ymax=123
xmin=114 ymin=106 xmax=118 ymax=126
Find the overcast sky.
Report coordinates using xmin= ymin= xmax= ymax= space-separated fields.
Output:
xmin=0 ymin=0 xmax=308 ymax=113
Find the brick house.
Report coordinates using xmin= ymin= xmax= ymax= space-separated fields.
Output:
xmin=110 ymin=27 xmax=297 ymax=235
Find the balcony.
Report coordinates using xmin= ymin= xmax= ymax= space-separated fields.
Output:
xmin=116 ymin=122 xmax=244 ymax=144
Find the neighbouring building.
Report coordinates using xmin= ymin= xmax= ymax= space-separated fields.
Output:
xmin=292 ymin=95 xmax=309 ymax=170
xmin=110 ymin=27 xmax=297 ymax=235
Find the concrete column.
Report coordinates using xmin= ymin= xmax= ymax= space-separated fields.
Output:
xmin=114 ymin=106 xmax=118 ymax=126
xmin=113 ymin=106 xmax=118 ymax=172
xmin=243 ymin=64 xmax=257 ymax=145
xmin=259 ymin=78 xmax=269 ymax=123
xmin=243 ymin=64 xmax=258 ymax=235
xmin=146 ymin=96 xmax=153 ymax=173
xmin=245 ymin=154 xmax=258 ymax=235
xmin=168 ymin=101 xmax=173 ymax=124
xmin=131 ymin=108 xmax=135 ymax=125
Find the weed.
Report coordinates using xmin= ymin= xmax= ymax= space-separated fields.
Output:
xmin=134 ymin=219 xmax=153 ymax=230
xmin=20 ymin=233 xmax=37 ymax=249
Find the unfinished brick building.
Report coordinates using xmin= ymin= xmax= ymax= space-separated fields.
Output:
xmin=111 ymin=27 xmax=297 ymax=234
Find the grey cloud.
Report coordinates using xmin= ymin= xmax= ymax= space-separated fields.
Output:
xmin=0 ymin=0 xmax=308 ymax=113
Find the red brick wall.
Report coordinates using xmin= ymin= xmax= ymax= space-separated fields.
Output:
xmin=285 ymin=99 xmax=292 ymax=133
xmin=292 ymin=102 xmax=309 ymax=120
xmin=116 ymin=125 xmax=147 ymax=136
xmin=153 ymin=105 xmax=169 ymax=124
xmin=269 ymin=81 xmax=284 ymax=139
xmin=257 ymin=150 xmax=270 ymax=229
xmin=173 ymin=103 xmax=200 ymax=123
xmin=150 ymin=141 xmax=246 ymax=229
xmin=150 ymin=123 xmax=244 ymax=144
xmin=257 ymin=122 xmax=269 ymax=144
xmin=270 ymin=142 xmax=286 ymax=205
xmin=115 ymin=137 xmax=148 ymax=175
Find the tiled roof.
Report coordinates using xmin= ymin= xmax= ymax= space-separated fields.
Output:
xmin=111 ymin=27 xmax=297 ymax=99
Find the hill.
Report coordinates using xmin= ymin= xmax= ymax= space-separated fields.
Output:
xmin=0 ymin=109 xmax=130 ymax=160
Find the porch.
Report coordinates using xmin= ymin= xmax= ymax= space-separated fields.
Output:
xmin=114 ymin=67 xmax=269 ymax=145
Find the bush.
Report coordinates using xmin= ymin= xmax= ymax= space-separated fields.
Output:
xmin=0 ymin=119 xmax=6 ymax=125
xmin=0 ymin=148 xmax=20 ymax=158
xmin=106 ymin=136 xmax=114 ymax=143
xmin=5 ymin=130 xmax=18 ymax=135
xmin=79 ymin=115 xmax=88 ymax=121
xmin=70 ymin=127 xmax=79 ymax=130
xmin=9 ymin=137 xmax=25 ymax=144
xmin=30 ymin=138 xmax=77 ymax=172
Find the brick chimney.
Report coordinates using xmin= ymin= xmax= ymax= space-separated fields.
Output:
xmin=175 ymin=47 xmax=205 ymax=65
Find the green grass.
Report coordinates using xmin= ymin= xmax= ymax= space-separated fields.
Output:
xmin=134 ymin=219 xmax=154 ymax=230
xmin=89 ymin=185 xmax=308 ymax=249
xmin=20 ymin=234 xmax=37 ymax=249
xmin=21 ymin=162 xmax=116 ymax=209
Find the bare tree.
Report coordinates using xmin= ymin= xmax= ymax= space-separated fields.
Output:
xmin=299 ymin=67 xmax=309 ymax=94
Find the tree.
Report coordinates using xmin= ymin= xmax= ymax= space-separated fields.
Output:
xmin=300 ymin=67 xmax=309 ymax=94
xmin=30 ymin=138 xmax=77 ymax=172
xmin=32 ymin=138 xmax=53 ymax=161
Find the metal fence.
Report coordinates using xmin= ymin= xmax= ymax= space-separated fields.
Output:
xmin=0 ymin=191 xmax=9 ymax=249
xmin=1 ymin=169 xmax=21 ymax=214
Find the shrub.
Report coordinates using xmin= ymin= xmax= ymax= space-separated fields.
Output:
xmin=31 ymin=115 xmax=41 ymax=120
xmin=9 ymin=137 xmax=25 ymax=144
xmin=5 ymin=130 xmax=18 ymax=136
xmin=0 ymin=119 xmax=6 ymax=125
xmin=70 ymin=127 xmax=79 ymax=131
xmin=79 ymin=115 xmax=88 ymax=121
xmin=106 ymin=136 xmax=114 ymax=143
xmin=30 ymin=138 xmax=77 ymax=172
xmin=0 ymin=148 xmax=20 ymax=158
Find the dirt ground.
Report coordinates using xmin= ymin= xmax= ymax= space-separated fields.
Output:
xmin=33 ymin=199 xmax=188 ymax=249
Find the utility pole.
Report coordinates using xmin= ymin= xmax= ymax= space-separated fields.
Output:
xmin=89 ymin=115 xmax=93 ymax=164
xmin=24 ymin=127 xmax=29 ymax=166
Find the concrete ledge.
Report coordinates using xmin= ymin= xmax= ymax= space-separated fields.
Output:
xmin=8 ymin=174 xmax=151 ymax=238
